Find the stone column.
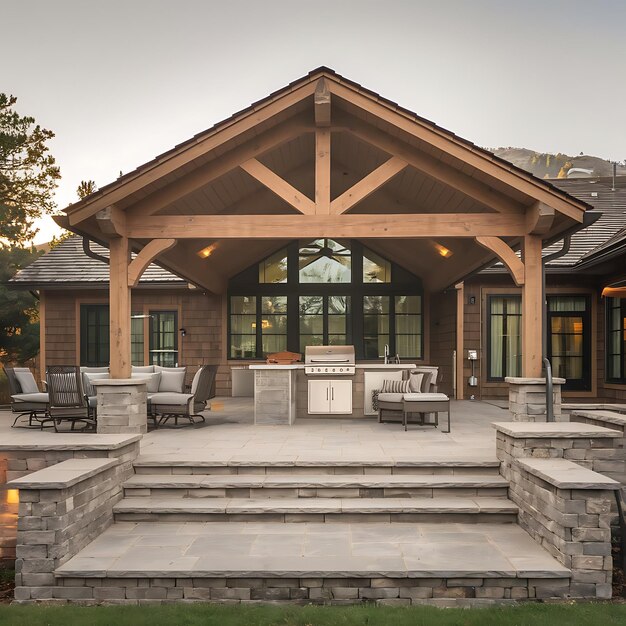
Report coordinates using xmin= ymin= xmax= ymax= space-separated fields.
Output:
xmin=506 ymin=376 xmax=564 ymax=422
xmin=93 ymin=379 xmax=148 ymax=434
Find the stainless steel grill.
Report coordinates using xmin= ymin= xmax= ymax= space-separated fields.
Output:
xmin=304 ymin=345 xmax=355 ymax=375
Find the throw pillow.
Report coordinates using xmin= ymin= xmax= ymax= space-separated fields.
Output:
xmin=158 ymin=370 xmax=186 ymax=393
xmin=132 ymin=365 xmax=155 ymax=374
xmin=408 ymin=372 xmax=424 ymax=393
xmin=82 ymin=372 xmax=110 ymax=397
xmin=14 ymin=369 xmax=39 ymax=394
xmin=131 ymin=372 xmax=161 ymax=393
xmin=381 ymin=379 xmax=411 ymax=394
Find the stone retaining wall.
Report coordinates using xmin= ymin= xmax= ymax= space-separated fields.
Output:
xmin=506 ymin=377 xmax=564 ymax=422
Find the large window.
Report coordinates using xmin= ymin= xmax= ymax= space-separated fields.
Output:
xmin=80 ymin=305 xmax=109 ymax=366
xmin=488 ymin=295 xmax=522 ymax=380
xmin=149 ymin=310 xmax=178 ymax=367
xmin=228 ymin=239 xmax=423 ymax=360
xmin=607 ymin=297 xmax=626 ymax=383
xmin=131 ymin=316 xmax=144 ymax=365
xmin=547 ymin=296 xmax=590 ymax=391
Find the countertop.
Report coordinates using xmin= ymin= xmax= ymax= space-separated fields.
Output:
xmin=248 ymin=363 xmax=418 ymax=370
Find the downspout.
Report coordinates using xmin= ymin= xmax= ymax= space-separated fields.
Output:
xmin=82 ymin=237 xmax=109 ymax=265
xmin=541 ymin=235 xmax=572 ymax=422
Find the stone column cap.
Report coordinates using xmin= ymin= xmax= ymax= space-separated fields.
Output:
xmin=492 ymin=421 xmax=621 ymax=438
xmin=505 ymin=377 xmax=566 ymax=385
xmin=517 ymin=458 xmax=620 ymax=490
xmin=92 ymin=378 xmax=150 ymax=386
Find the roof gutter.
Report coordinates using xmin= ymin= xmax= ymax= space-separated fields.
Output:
xmin=82 ymin=236 xmax=109 ymax=265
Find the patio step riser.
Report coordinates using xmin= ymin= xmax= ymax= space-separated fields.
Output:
xmin=133 ymin=465 xmax=501 ymax=477
xmin=113 ymin=512 xmax=518 ymax=524
xmin=123 ymin=487 xmax=509 ymax=499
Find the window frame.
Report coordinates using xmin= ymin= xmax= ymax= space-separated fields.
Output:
xmin=606 ymin=297 xmax=626 ymax=384
xmin=149 ymin=310 xmax=179 ymax=367
xmin=79 ymin=304 xmax=110 ymax=367
xmin=486 ymin=294 xmax=522 ymax=382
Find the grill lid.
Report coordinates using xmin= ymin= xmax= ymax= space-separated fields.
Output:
xmin=305 ymin=345 xmax=355 ymax=365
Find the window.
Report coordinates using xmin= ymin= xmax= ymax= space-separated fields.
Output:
xmin=547 ymin=296 xmax=590 ymax=391
xmin=149 ymin=311 xmax=178 ymax=367
xmin=261 ymin=296 xmax=287 ymax=354
xmin=80 ymin=305 xmax=109 ymax=367
xmin=363 ymin=296 xmax=389 ymax=359
xmin=607 ymin=297 xmax=626 ymax=383
xmin=259 ymin=248 xmax=287 ymax=283
xmin=299 ymin=295 xmax=350 ymax=353
xmin=363 ymin=248 xmax=391 ymax=283
xmin=395 ymin=295 xmax=422 ymax=358
xmin=299 ymin=239 xmax=351 ymax=283
xmin=229 ymin=296 xmax=257 ymax=359
xmin=131 ymin=316 xmax=144 ymax=365
xmin=488 ymin=295 xmax=522 ymax=380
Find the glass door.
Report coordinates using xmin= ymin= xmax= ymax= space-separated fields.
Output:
xmin=547 ymin=296 xmax=590 ymax=391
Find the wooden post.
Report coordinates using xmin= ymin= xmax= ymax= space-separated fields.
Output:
xmin=315 ymin=129 xmax=331 ymax=214
xmin=455 ymin=282 xmax=464 ymax=400
xmin=109 ymin=236 xmax=131 ymax=378
xmin=522 ymin=235 xmax=543 ymax=378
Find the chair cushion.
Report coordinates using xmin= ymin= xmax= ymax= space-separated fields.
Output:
xmin=132 ymin=365 xmax=155 ymax=374
xmin=149 ymin=392 xmax=193 ymax=406
xmin=80 ymin=366 xmax=110 ymax=374
xmin=158 ymin=370 xmax=186 ymax=393
xmin=381 ymin=379 xmax=410 ymax=394
xmin=131 ymin=372 xmax=161 ymax=393
xmin=12 ymin=392 xmax=49 ymax=403
xmin=377 ymin=392 xmax=405 ymax=403
xmin=87 ymin=396 xmax=97 ymax=408
xmin=14 ymin=369 xmax=39 ymax=394
xmin=404 ymin=393 xmax=449 ymax=402
xmin=82 ymin=372 xmax=110 ymax=396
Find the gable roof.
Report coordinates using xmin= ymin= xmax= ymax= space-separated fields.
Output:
xmin=9 ymin=236 xmax=186 ymax=289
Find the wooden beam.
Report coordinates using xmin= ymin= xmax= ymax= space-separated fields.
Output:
xmin=315 ymin=129 xmax=331 ymax=213
xmin=127 ymin=213 xmax=529 ymax=239
xmin=336 ymin=114 xmax=526 ymax=215
xmin=455 ymin=282 xmax=464 ymax=400
xmin=127 ymin=239 xmax=177 ymax=287
xmin=522 ymin=235 xmax=543 ymax=378
xmin=109 ymin=236 xmax=131 ymax=378
xmin=328 ymin=81 xmax=585 ymax=221
xmin=330 ymin=156 xmax=407 ymax=215
xmin=96 ymin=206 xmax=126 ymax=237
xmin=475 ymin=236 xmax=525 ymax=286
xmin=123 ymin=119 xmax=310 ymax=220
xmin=240 ymin=158 xmax=316 ymax=215
xmin=314 ymin=78 xmax=331 ymax=127
xmin=66 ymin=80 xmax=318 ymax=225
xmin=527 ymin=201 xmax=555 ymax=235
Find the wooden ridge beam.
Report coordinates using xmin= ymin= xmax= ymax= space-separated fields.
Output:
xmin=336 ymin=113 xmax=525 ymax=216
xmin=475 ymin=236 xmax=525 ymax=286
xmin=127 ymin=239 xmax=177 ymax=287
xmin=330 ymin=156 xmax=407 ymax=215
xmin=96 ymin=206 xmax=125 ymax=237
xmin=240 ymin=158 xmax=316 ymax=215
xmin=314 ymin=78 xmax=331 ymax=127
xmin=67 ymin=81 xmax=318 ymax=225
xmin=127 ymin=213 xmax=529 ymax=239
xmin=123 ymin=118 xmax=311 ymax=220
xmin=527 ymin=201 xmax=555 ymax=235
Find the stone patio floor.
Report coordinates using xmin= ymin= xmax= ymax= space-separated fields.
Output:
xmin=56 ymin=521 xmax=568 ymax=579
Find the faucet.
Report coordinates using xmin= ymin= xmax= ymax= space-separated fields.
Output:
xmin=383 ymin=344 xmax=390 ymax=364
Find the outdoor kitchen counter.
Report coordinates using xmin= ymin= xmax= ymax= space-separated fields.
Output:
xmin=248 ymin=364 xmax=418 ymax=369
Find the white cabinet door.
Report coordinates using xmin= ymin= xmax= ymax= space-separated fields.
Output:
xmin=330 ymin=380 xmax=352 ymax=414
xmin=308 ymin=380 xmax=330 ymax=414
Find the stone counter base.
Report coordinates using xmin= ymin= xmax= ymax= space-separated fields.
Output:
xmin=14 ymin=575 xmax=573 ymax=605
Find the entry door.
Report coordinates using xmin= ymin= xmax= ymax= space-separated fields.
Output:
xmin=547 ymin=296 xmax=591 ymax=391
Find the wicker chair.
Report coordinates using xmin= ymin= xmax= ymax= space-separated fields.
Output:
xmin=4 ymin=366 xmax=50 ymax=428
xmin=151 ymin=365 xmax=216 ymax=427
xmin=46 ymin=365 xmax=95 ymax=432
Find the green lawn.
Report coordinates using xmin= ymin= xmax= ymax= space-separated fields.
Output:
xmin=0 ymin=603 xmax=625 ymax=626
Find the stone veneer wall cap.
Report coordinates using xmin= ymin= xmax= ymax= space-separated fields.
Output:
xmin=505 ymin=377 xmax=566 ymax=385
xmin=571 ymin=410 xmax=626 ymax=427
xmin=517 ymin=458 xmax=621 ymax=490
xmin=7 ymin=457 xmax=118 ymax=490
xmin=492 ymin=421 xmax=621 ymax=438
xmin=0 ymin=433 xmax=142 ymax=451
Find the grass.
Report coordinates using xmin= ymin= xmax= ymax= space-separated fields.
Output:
xmin=0 ymin=603 xmax=625 ymax=626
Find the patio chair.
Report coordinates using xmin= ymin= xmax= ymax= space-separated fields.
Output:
xmin=46 ymin=365 xmax=95 ymax=432
xmin=4 ymin=366 xmax=50 ymax=428
xmin=150 ymin=365 xmax=216 ymax=427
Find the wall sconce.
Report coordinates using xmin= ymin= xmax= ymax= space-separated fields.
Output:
xmin=179 ymin=328 xmax=187 ymax=337
xmin=468 ymin=296 xmax=476 ymax=305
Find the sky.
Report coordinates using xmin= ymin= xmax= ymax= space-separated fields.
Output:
xmin=3 ymin=0 xmax=626 ymax=244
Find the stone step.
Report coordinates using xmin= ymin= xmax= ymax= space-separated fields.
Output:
xmin=132 ymin=456 xmax=501 ymax=477
xmin=123 ymin=473 xmax=509 ymax=499
xmin=113 ymin=496 xmax=518 ymax=523
xmin=53 ymin=521 xmax=571 ymax=605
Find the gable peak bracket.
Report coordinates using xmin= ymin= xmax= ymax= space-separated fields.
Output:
xmin=314 ymin=78 xmax=331 ymax=127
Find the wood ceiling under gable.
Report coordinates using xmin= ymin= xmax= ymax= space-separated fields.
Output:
xmin=63 ymin=68 xmax=588 ymax=294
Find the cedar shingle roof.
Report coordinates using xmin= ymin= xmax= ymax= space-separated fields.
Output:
xmin=9 ymin=236 xmax=186 ymax=288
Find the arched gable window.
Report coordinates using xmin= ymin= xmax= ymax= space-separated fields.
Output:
xmin=228 ymin=240 xmax=423 ymax=360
